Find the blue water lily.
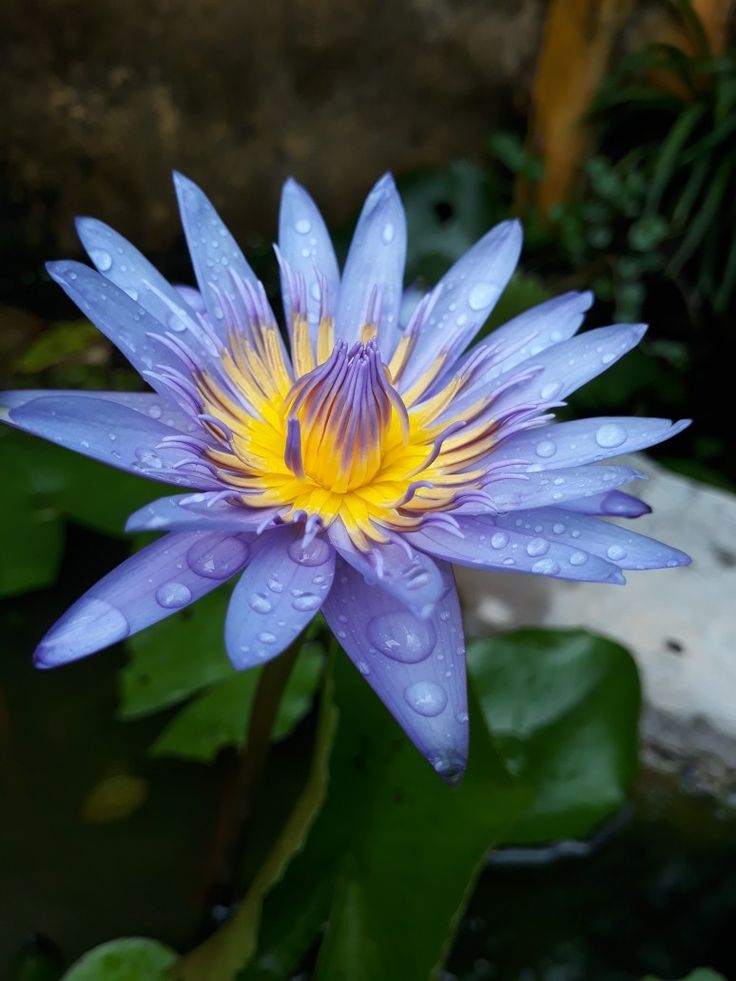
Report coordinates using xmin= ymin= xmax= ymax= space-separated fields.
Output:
xmin=1 ymin=172 xmax=690 ymax=781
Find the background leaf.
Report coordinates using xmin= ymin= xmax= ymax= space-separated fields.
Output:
xmin=60 ymin=938 xmax=176 ymax=980
xmin=469 ymin=628 xmax=641 ymax=843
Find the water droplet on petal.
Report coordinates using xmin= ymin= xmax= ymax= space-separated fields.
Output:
xmin=541 ymin=381 xmax=561 ymax=400
xmin=288 ymin=536 xmax=331 ymax=567
xmin=357 ymin=660 xmax=370 ymax=675
xmin=249 ymin=592 xmax=272 ymax=614
xmin=90 ymin=248 xmax=112 ymax=271
xmin=147 ymin=404 xmax=163 ymax=419
xmin=382 ymin=222 xmax=395 ymax=244
xmin=531 ymin=558 xmax=560 ymax=575
xmin=135 ymin=448 xmax=163 ymax=469
xmin=404 ymin=681 xmax=448 ymax=717
xmin=606 ymin=544 xmax=627 ymax=561
xmin=552 ymin=522 xmax=565 ymax=534
xmin=367 ymin=611 xmax=436 ymax=663
xmin=267 ymin=576 xmax=284 ymax=593
xmin=155 ymin=582 xmax=192 ymax=608
xmin=569 ymin=551 xmax=588 ymax=566
xmin=526 ymin=538 xmax=549 ymax=557
xmin=467 ymin=283 xmax=497 ymax=311
xmin=258 ymin=631 xmax=277 ymax=644
xmin=187 ymin=537 xmax=249 ymax=579
xmin=490 ymin=532 xmax=509 ymax=549
xmin=536 ymin=440 xmax=556 ymax=458
xmin=292 ymin=593 xmax=321 ymax=612
xmin=295 ymin=218 xmax=312 ymax=234
xmin=167 ymin=312 xmax=187 ymax=333
xmin=595 ymin=423 xmax=627 ymax=449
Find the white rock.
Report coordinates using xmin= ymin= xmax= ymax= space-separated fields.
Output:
xmin=457 ymin=455 xmax=736 ymax=769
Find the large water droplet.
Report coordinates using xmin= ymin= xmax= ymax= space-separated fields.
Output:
xmin=404 ymin=681 xmax=448 ymax=717
xmin=595 ymin=423 xmax=627 ymax=449
xmin=490 ymin=532 xmax=509 ymax=549
xmin=147 ymin=404 xmax=163 ymax=419
xmin=187 ymin=536 xmax=249 ymax=579
xmin=467 ymin=283 xmax=497 ymax=311
xmin=526 ymin=538 xmax=549 ymax=557
xmin=167 ymin=312 xmax=187 ymax=333
xmin=531 ymin=558 xmax=560 ymax=575
xmin=155 ymin=582 xmax=192 ymax=608
xmin=288 ymin=536 xmax=331 ymax=567
xmin=541 ymin=381 xmax=562 ymax=400
xmin=90 ymin=248 xmax=112 ymax=272
xmin=606 ymin=544 xmax=627 ymax=561
xmin=249 ymin=592 xmax=273 ymax=614
xmin=382 ymin=222 xmax=395 ymax=244
xmin=292 ymin=593 xmax=321 ymax=612
xmin=135 ymin=448 xmax=163 ymax=469
xmin=569 ymin=550 xmax=588 ymax=566
xmin=535 ymin=440 xmax=556 ymax=458
xmin=295 ymin=218 xmax=312 ymax=234
xmin=267 ymin=576 xmax=284 ymax=593
xmin=258 ymin=631 xmax=277 ymax=644
xmin=367 ymin=611 xmax=436 ymax=663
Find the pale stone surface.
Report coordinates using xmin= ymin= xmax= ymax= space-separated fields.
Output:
xmin=456 ymin=456 xmax=736 ymax=768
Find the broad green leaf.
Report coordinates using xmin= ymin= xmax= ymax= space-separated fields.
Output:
xmin=61 ymin=938 xmax=176 ymax=980
xmin=119 ymin=586 xmax=234 ymax=719
xmin=14 ymin=320 xmax=102 ymax=374
xmin=469 ymin=628 xmax=640 ymax=842
xmin=0 ymin=431 xmax=65 ymax=596
xmin=150 ymin=643 xmax=324 ymax=762
xmin=241 ymin=655 xmax=529 ymax=981
xmin=172 ymin=664 xmax=338 ymax=981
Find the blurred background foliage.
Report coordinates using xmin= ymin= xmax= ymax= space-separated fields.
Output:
xmin=1 ymin=0 xmax=735 ymax=979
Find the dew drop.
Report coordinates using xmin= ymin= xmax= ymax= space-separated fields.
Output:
xmin=404 ymin=681 xmax=448 ymax=717
xmin=382 ymin=222 xmax=395 ymax=244
xmin=167 ymin=312 xmax=187 ymax=333
xmin=187 ymin=536 xmax=249 ymax=579
xmin=357 ymin=660 xmax=370 ymax=676
xmin=155 ymin=582 xmax=192 ymax=608
xmin=90 ymin=248 xmax=112 ymax=272
xmin=249 ymin=592 xmax=273 ymax=614
xmin=490 ymin=532 xmax=509 ymax=550
xmin=535 ymin=440 xmax=556 ymax=458
xmin=531 ymin=558 xmax=560 ymax=575
xmin=541 ymin=381 xmax=562 ymax=400
xmin=526 ymin=538 xmax=549 ymax=557
xmin=552 ymin=522 xmax=565 ymax=534
xmin=467 ymin=283 xmax=497 ymax=311
xmin=295 ymin=218 xmax=312 ymax=234
xmin=147 ymin=404 xmax=163 ymax=419
xmin=258 ymin=631 xmax=277 ymax=644
xmin=135 ymin=448 xmax=163 ymax=469
xmin=367 ymin=611 xmax=436 ymax=663
xmin=569 ymin=551 xmax=588 ymax=566
xmin=595 ymin=423 xmax=627 ymax=449
xmin=606 ymin=544 xmax=627 ymax=561
xmin=292 ymin=593 xmax=321 ymax=612
xmin=288 ymin=536 xmax=331 ymax=566
xmin=267 ymin=576 xmax=284 ymax=593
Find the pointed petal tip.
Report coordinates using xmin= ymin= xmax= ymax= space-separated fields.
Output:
xmin=430 ymin=748 xmax=467 ymax=785
xmin=33 ymin=645 xmax=56 ymax=670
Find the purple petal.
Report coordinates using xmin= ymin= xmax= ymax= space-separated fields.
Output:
xmin=174 ymin=284 xmax=208 ymax=313
xmin=477 ymin=464 xmax=645 ymax=513
xmin=324 ymin=557 xmax=468 ymax=782
xmin=487 ymin=323 xmax=647 ymax=418
xmin=328 ymin=520 xmax=444 ymax=619
xmin=6 ymin=395 xmax=215 ymax=488
xmin=1 ymin=389 xmax=198 ymax=436
xmin=126 ymin=493 xmax=281 ymax=533
xmin=46 ymin=261 xmax=197 ymax=393
xmin=399 ymin=219 xmax=522 ymax=389
xmin=407 ymin=515 xmax=624 ymax=583
xmin=336 ymin=173 xmax=407 ymax=358
xmin=225 ymin=525 xmax=336 ymax=669
xmin=35 ymin=531 xmax=251 ymax=667
xmin=173 ymin=171 xmax=267 ymax=338
xmin=278 ymin=178 xmax=340 ymax=337
xmin=75 ymin=217 xmax=220 ymax=364
xmin=435 ymin=291 xmax=591 ymax=396
xmin=494 ymin=508 xmax=690 ymax=570
xmin=487 ymin=417 xmax=691 ymax=473
xmin=562 ymin=490 xmax=651 ymax=518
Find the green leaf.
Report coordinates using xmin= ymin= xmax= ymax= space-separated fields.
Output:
xmin=14 ymin=320 xmax=101 ymax=374
xmin=643 ymin=971 xmax=726 ymax=981
xmin=61 ymin=938 xmax=176 ymax=981
xmin=645 ymin=102 xmax=705 ymax=214
xmin=241 ymin=655 xmax=529 ymax=981
xmin=119 ymin=586 xmax=235 ymax=720
xmin=0 ymin=430 xmax=65 ymax=596
xmin=172 ymin=663 xmax=338 ymax=981
xmin=469 ymin=629 xmax=640 ymax=842
xmin=150 ymin=643 xmax=324 ymax=763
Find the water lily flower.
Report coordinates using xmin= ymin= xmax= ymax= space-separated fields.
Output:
xmin=1 ymin=173 xmax=690 ymax=781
